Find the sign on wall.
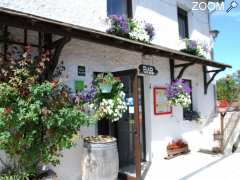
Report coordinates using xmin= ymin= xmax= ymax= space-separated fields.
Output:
xmin=153 ymin=87 xmax=172 ymax=115
xmin=139 ymin=64 xmax=158 ymax=76
xmin=75 ymin=80 xmax=84 ymax=92
xmin=78 ymin=66 xmax=86 ymax=76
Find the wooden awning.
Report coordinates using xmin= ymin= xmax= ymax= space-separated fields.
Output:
xmin=0 ymin=8 xmax=231 ymax=94
xmin=0 ymin=7 xmax=231 ymax=69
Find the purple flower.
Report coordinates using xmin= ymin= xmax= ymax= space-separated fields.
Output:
xmin=70 ymin=87 xmax=96 ymax=104
xmin=166 ymin=80 xmax=192 ymax=99
xmin=188 ymin=40 xmax=197 ymax=49
xmin=79 ymin=87 xmax=96 ymax=103
xmin=144 ymin=23 xmax=155 ymax=41
xmin=203 ymin=44 xmax=209 ymax=53
xmin=107 ymin=15 xmax=129 ymax=35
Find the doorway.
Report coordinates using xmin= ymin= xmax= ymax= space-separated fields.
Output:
xmin=97 ymin=69 xmax=146 ymax=180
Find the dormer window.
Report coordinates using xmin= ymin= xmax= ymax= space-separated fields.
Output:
xmin=178 ymin=7 xmax=189 ymax=39
xmin=107 ymin=0 xmax=132 ymax=18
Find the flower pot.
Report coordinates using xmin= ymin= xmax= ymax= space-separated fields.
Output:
xmin=99 ymin=83 xmax=112 ymax=93
xmin=81 ymin=135 xmax=119 ymax=180
xmin=37 ymin=169 xmax=57 ymax=180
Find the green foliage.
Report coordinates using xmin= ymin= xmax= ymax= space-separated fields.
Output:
xmin=216 ymin=74 xmax=239 ymax=102
xmin=94 ymin=73 xmax=117 ymax=85
xmin=0 ymin=49 xmax=95 ymax=176
xmin=0 ymin=170 xmax=30 ymax=180
xmin=180 ymin=48 xmax=205 ymax=58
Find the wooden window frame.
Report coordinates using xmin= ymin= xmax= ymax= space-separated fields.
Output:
xmin=107 ymin=0 xmax=133 ymax=18
xmin=177 ymin=7 xmax=189 ymax=39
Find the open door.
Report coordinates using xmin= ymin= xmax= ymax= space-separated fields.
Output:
xmin=97 ymin=69 xmax=145 ymax=180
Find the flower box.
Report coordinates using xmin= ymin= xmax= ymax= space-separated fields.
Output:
xmin=213 ymin=133 xmax=223 ymax=141
xmin=213 ymin=130 xmax=222 ymax=141
xmin=167 ymin=146 xmax=189 ymax=156
xmin=165 ymin=139 xmax=189 ymax=159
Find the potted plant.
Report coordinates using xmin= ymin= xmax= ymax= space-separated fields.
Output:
xmin=94 ymin=73 xmax=116 ymax=93
xmin=81 ymin=73 xmax=127 ymax=180
xmin=166 ymin=139 xmax=189 ymax=157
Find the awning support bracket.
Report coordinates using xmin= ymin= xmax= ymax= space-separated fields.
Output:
xmin=203 ymin=65 xmax=226 ymax=94
xmin=170 ymin=58 xmax=195 ymax=82
xmin=47 ymin=36 xmax=71 ymax=80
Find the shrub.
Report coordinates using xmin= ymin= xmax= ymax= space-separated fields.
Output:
xmin=0 ymin=47 xmax=95 ymax=176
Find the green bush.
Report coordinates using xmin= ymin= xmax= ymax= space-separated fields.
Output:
xmin=0 ymin=48 xmax=95 ymax=176
xmin=0 ymin=172 xmax=30 ymax=180
xmin=216 ymin=75 xmax=238 ymax=102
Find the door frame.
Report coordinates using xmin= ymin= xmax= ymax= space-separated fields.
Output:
xmin=113 ymin=69 xmax=141 ymax=180
xmin=95 ymin=69 xmax=142 ymax=180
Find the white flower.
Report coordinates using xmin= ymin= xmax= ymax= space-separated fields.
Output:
xmin=129 ymin=21 xmax=150 ymax=42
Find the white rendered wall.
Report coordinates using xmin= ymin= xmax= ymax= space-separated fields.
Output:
xmin=51 ymin=39 xmax=216 ymax=179
xmin=0 ymin=0 xmax=211 ymax=52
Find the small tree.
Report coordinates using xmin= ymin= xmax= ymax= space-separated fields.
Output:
xmin=0 ymin=47 xmax=95 ymax=178
xmin=216 ymin=70 xmax=240 ymax=104
xmin=216 ymin=75 xmax=236 ymax=102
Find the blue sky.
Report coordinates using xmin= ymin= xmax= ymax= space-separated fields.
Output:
xmin=211 ymin=0 xmax=240 ymax=78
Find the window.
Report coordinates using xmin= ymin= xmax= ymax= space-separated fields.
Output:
xmin=183 ymin=79 xmax=193 ymax=111
xmin=177 ymin=7 xmax=189 ymax=39
xmin=107 ymin=0 xmax=132 ymax=18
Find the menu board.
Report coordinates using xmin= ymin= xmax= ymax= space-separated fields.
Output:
xmin=153 ymin=87 xmax=172 ymax=115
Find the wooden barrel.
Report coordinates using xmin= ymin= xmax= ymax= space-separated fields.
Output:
xmin=81 ymin=137 xmax=119 ymax=180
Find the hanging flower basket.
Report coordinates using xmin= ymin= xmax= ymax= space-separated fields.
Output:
xmin=93 ymin=73 xmax=127 ymax=122
xmin=166 ymin=80 xmax=192 ymax=108
xmin=99 ymin=83 xmax=113 ymax=93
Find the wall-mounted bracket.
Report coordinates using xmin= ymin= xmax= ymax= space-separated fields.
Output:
xmin=203 ymin=65 xmax=226 ymax=94
xmin=169 ymin=58 xmax=195 ymax=82
xmin=47 ymin=36 xmax=71 ymax=80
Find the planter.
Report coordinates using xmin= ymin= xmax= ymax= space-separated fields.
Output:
xmin=37 ymin=169 xmax=57 ymax=180
xmin=99 ymin=83 xmax=112 ymax=93
xmin=81 ymin=135 xmax=119 ymax=180
xmin=213 ymin=133 xmax=223 ymax=141
xmin=167 ymin=146 xmax=189 ymax=156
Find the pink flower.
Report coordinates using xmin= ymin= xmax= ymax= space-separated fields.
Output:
xmin=4 ymin=107 xmax=12 ymax=114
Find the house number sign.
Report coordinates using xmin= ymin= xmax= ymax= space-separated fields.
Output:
xmin=139 ymin=64 xmax=158 ymax=76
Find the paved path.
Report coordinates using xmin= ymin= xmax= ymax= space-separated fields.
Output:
xmin=145 ymin=151 xmax=240 ymax=180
